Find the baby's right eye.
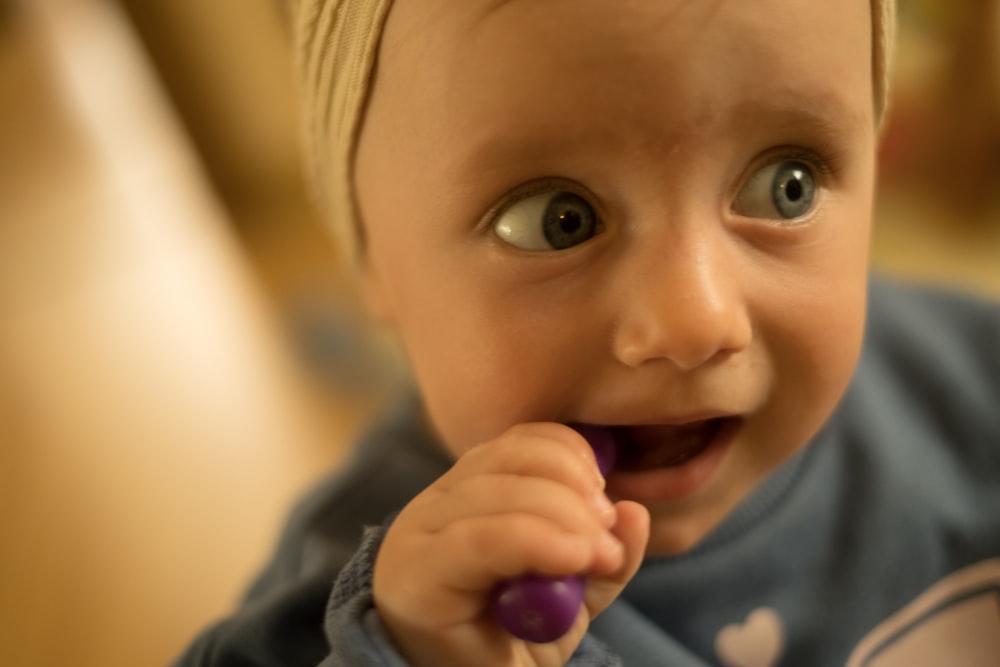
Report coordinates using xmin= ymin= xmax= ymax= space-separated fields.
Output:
xmin=493 ymin=191 xmax=601 ymax=251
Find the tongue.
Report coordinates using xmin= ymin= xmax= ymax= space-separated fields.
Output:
xmin=616 ymin=420 xmax=721 ymax=471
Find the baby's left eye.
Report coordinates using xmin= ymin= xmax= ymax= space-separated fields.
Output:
xmin=493 ymin=190 xmax=601 ymax=251
xmin=733 ymin=160 xmax=818 ymax=221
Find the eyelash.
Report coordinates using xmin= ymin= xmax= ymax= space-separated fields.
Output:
xmin=751 ymin=146 xmax=834 ymax=181
xmin=482 ymin=178 xmax=603 ymax=233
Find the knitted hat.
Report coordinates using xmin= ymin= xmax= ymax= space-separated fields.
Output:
xmin=291 ymin=0 xmax=897 ymax=264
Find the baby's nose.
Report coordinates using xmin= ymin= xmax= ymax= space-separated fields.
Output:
xmin=611 ymin=230 xmax=752 ymax=371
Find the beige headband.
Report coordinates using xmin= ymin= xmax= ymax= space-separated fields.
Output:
xmin=292 ymin=0 xmax=896 ymax=265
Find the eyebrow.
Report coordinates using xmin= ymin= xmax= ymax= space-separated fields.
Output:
xmin=482 ymin=0 xmax=515 ymax=12
xmin=741 ymin=87 xmax=873 ymax=145
xmin=469 ymin=0 xmax=518 ymax=29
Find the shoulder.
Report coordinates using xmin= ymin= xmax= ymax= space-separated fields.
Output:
xmin=862 ymin=275 xmax=1000 ymax=415
xmin=866 ymin=275 xmax=1000 ymax=364
xmin=171 ymin=392 xmax=448 ymax=666
xmin=844 ymin=275 xmax=1000 ymax=492
xmin=245 ymin=391 xmax=452 ymax=602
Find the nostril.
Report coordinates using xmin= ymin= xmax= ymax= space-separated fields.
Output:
xmin=614 ymin=332 xmax=734 ymax=372
xmin=612 ymin=305 xmax=752 ymax=371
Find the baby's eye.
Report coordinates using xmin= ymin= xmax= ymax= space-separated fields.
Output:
xmin=733 ymin=160 xmax=817 ymax=221
xmin=493 ymin=191 xmax=600 ymax=251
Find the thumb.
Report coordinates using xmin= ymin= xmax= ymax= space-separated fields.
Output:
xmin=520 ymin=502 xmax=649 ymax=667
xmin=583 ymin=500 xmax=650 ymax=617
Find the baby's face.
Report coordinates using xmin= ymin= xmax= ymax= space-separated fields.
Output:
xmin=355 ymin=0 xmax=876 ymax=555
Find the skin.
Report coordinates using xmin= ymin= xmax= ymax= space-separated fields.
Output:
xmin=353 ymin=0 xmax=876 ymax=664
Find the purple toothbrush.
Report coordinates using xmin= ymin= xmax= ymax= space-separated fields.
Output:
xmin=490 ymin=424 xmax=618 ymax=643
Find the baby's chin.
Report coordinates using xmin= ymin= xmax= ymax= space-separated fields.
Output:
xmin=640 ymin=483 xmax=755 ymax=557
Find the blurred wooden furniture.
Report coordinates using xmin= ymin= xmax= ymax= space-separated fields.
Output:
xmin=872 ymin=0 xmax=1000 ymax=298
xmin=880 ymin=0 xmax=1000 ymax=219
xmin=0 ymin=2 xmax=364 ymax=666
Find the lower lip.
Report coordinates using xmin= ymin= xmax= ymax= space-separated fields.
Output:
xmin=605 ymin=418 xmax=740 ymax=503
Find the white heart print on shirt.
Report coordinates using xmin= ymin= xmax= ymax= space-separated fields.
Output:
xmin=715 ymin=607 xmax=786 ymax=667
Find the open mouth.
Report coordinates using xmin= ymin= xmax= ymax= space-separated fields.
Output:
xmin=612 ymin=418 xmax=731 ymax=472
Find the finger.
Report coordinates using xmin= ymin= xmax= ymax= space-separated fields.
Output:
xmin=610 ymin=500 xmax=650 ymax=582
xmin=524 ymin=608 xmax=592 ymax=665
xmin=440 ymin=422 xmax=605 ymax=497
xmin=582 ymin=500 xmax=650 ymax=616
xmin=418 ymin=473 xmax=617 ymax=534
xmin=426 ymin=513 xmax=622 ymax=592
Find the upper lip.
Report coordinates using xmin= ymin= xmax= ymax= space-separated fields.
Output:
xmin=600 ymin=410 xmax=738 ymax=428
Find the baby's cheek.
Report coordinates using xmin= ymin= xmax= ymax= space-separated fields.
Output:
xmin=792 ymin=322 xmax=862 ymax=427
xmin=752 ymin=286 xmax=864 ymax=458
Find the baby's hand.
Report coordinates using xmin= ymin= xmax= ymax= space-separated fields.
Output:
xmin=372 ymin=422 xmax=650 ymax=667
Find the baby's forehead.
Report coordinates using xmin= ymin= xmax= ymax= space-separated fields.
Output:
xmin=381 ymin=0 xmax=875 ymax=100
xmin=362 ymin=0 xmax=875 ymax=226
xmin=385 ymin=0 xmax=871 ymax=41
xmin=380 ymin=0 xmax=874 ymax=118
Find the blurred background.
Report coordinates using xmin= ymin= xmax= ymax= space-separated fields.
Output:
xmin=0 ymin=0 xmax=997 ymax=665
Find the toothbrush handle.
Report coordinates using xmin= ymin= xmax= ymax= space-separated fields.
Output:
xmin=490 ymin=424 xmax=617 ymax=643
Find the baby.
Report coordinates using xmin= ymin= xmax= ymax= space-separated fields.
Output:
xmin=175 ymin=1 xmax=1000 ymax=665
